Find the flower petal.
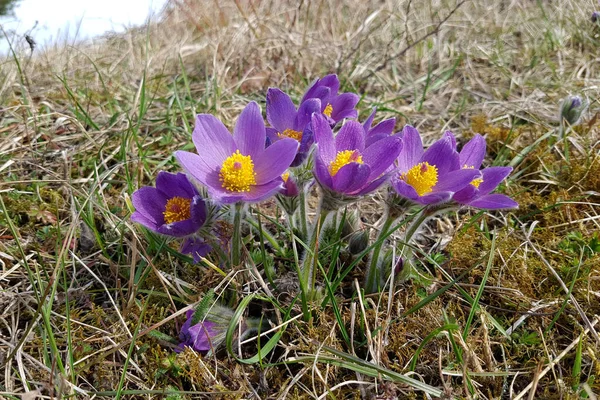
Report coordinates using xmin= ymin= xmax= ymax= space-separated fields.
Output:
xmin=434 ymin=168 xmax=481 ymax=192
xmin=335 ymin=120 xmax=365 ymax=152
xmin=240 ymin=180 xmax=285 ymax=203
xmin=132 ymin=187 xmax=167 ymax=226
xmin=156 ymin=172 xmax=197 ymax=199
xmin=294 ymin=98 xmax=320 ymax=132
xmin=478 ymin=166 xmax=513 ymax=195
xmin=397 ymin=125 xmax=423 ymax=172
xmin=330 ymin=92 xmax=360 ymax=122
xmin=391 ymin=178 xmax=420 ymax=201
xmin=157 ymin=219 xmax=198 ymax=237
xmin=314 ymin=156 xmax=333 ymax=190
xmin=266 ymin=88 xmax=296 ymax=132
xmin=363 ymin=108 xmax=377 ymax=132
xmin=234 ymin=101 xmax=266 ymax=158
xmin=180 ymin=237 xmax=212 ymax=263
xmin=421 ymin=136 xmax=458 ymax=175
xmin=418 ymin=191 xmax=454 ymax=205
xmin=362 ymin=136 xmax=402 ymax=181
xmin=459 ymin=134 xmax=486 ymax=169
xmin=468 ymin=194 xmax=518 ymax=209
xmin=452 ymin=185 xmax=477 ymax=204
xmin=312 ymin=113 xmax=336 ymax=164
xmin=354 ymin=172 xmax=391 ymax=196
xmin=319 ymin=74 xmax=340 ymax=96
xmin=130 ymin=211 xmax=160 ymax=231
xmin=192 ymin=114 xmax=236 ymax=170
xmin=175 ymin=151 xmax=223 ymax=194
xmin=254 ymin=138 xmax=298 ymax=185
xmin=333 ymin=163 xmax=369 ymax=193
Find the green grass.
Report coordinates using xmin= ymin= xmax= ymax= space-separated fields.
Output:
xmin=1 ymin=0 xmax=600 ymax=398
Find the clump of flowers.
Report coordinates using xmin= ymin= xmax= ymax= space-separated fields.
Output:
xmin=129 ymin=74 xmax=519 ymax=357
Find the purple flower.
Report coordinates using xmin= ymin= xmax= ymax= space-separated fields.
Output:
xmin=178 ymin=310 xmax=222 ymax=352
xmin=280 ymin=171 xmax=300 ymax=197
xmin=180 ymin=237 xmax=212 ymax=262
xmin=301 ymin=74 xmax=359 ymax=125
xmin=266 ymin=88 xmax=321 ymax=166
xmin=391 ymin=126 xmax=480 ymax=205
xmin=593 ymin=11 xmax=600 ymax=22
xmin=363 ymin=107 xmax=396 ymax=147
xmin=175 ymin=102 xmax=299 ymax=204
xmin=312 ymin=114 xmax=402 ymax=197
xmin=131 ymin=172 xmax=207 ymax=237
xmin=451 ymin=134 xmax=518 ymax=209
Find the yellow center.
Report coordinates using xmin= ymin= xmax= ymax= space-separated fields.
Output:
xmin=163 ymin=197 xmax=192 ymax=224
xmin=278 ymin=128 xmax=303 ymax=142
xmin=282 ymin=172 xmax=290 ymax=183
xmin=329 ymin=150 xmax=363 ymax=176
xmin=219 ymin=150 xmax=257 ymax=192
xmin=323 ymin=103 xmax=333 ymax=118
xmin=463 ymin=165 xmax=483 ymax=188
xmin=401 ymin=162 xmax=438 ymax=196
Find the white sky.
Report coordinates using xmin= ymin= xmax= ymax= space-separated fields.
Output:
xmin=1 ymin=0 xmax=168 ymax=48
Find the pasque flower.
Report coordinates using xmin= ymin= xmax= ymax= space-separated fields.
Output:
xmin=266 ymin=88 xmax=321 ymax=166
xmin=593 ymin=11 xmax=600 ymax=22
xmin=176 ymin=102 xmax=299 ymax=204
xmin=312 ymin=113 xmax=402 ymax=197
xmin=301 ymin=74 xmax=359 ymax=125
xmin=363 ymin=108 xmax=396 ymax=147
xmin=391 ymin=126 xmax=481 ymax=205
xmin=451 ymin=134 xmax=518 ymax=209
xmin=131 ymin=172 xmax=207 ymax=237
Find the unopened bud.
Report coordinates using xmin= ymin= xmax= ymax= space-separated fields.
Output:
xmin=593 ymin=11 xmax=600 ymax=23
xmin=348 ymin=230 xmax=369 ymax=254
xmin=559 ymin=95 xmax=586 ymax=126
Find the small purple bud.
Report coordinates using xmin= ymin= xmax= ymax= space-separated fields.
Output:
xmin=592 ymin=11 xmax=600 ymax=23
xmin=394 ymin=257 xmax=404 ymax=275
xmin=559 ymin=95 xmax=586 ymax=126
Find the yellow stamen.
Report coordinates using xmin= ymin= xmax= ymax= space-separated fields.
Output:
xmin=278 ymin=128 xmax=303 ymax=142
xmin=329 ymin=150 xmax=363 ymax=176
xmin=401 ymin=162 xmax=438 ymax=196
xmin=219 ymin=150 xmax=257 ymax=192
xmin=323 ymin=103 xmax=333 ymax=118
xmin=463 ymin=165 xmax=483 ymax=188
xmin=282 ymin=172 xmax=290 ymax=183
xmin=163 ymin=197 xmax=192 ymax=224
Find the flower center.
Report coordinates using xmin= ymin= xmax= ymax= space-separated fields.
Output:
xmin=278 ymin=128 xmax=303 ymax=142
xmin=463 ymin=165 xmax=483 ymax=188
xmin=163 ymin=197 xmax=192 ymax=224
xmin=401 ymin=162 xmax=438 ymax=196
xmin=329 ymin=150 xmax=363 ymax=176
xmin=219 ymin=150 xmax=257 ymax=192
xmin=282 ymin=172 xmax=290 ymax=182
xmin=323 ymin=103 xmax=333 ymax=118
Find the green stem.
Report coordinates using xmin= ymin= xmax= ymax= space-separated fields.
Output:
xmin=300 ymin=207 xmax=331 ymax=302
xmin=245 ymin=215 xmax=283 ymax=256
xmin=299 ymin=189 xmax=309 ymax=240
xmin=364 ymin=213 xmax=397 ymax=294
xmin=231 ymin=202 xmax=244 ymax=267
xmin=396 ymin=208 xmax=431 ymax=282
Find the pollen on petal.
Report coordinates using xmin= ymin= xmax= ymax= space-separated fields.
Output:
xmin=323 ymin=103 xmax=333 ymax=118
xmin=219 ymin=150 xmax=257 ymax=192
xmin=278 ymin=128 xmax=303 ymax=142
xmin=463 ymin=165 xmax=483 ymax=188
xmin=282 ymin=172 xmax=290 ymax=182
xmin=401 ymin=161 xmax=438 ymax=196
xmin=329 ymin=150 xmax=363 ymax=176
xmin=163 ymin=197 xmax=192 ymax=224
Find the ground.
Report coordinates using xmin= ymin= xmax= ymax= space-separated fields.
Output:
xmin=1 ymin=0 xmax=599 ymax=399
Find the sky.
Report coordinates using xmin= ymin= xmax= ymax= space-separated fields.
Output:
xmin=0 ymin=0 xmax=169 ymax=50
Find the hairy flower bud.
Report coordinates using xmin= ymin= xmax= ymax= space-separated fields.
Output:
xmin=593 ymin=11 xmax=600 ymax=23
xmin=559 ymin=95 xmax=586 ymax=126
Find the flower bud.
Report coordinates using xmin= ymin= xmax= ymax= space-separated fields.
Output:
xmin=348 ymin=230 xmax=370 ymax=255
xmin=593 ymin=11 xmax=600 ymax=23
xmin=559 ymin=95 xmax=586 ymax=126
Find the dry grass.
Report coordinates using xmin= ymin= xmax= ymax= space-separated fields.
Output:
xmin=1 ymin=0 xmax=600 ymax=398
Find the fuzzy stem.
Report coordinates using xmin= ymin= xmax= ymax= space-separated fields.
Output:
xmin=396 ymin=207 xmax=434 ymax=282
xmin=231 ymin=202 xmax=244 ymax=267
xmin=300 ymin=203 xmax=331 ymax=302
xmin=299 ymin=189 xmax=309 ymax=240
xmin=364 ymin=212 xmax=397 ymax=294
xmin=245 ymin=215 xmax=283 ymax=256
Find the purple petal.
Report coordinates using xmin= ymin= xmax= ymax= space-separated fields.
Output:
xmin=478 ymin=166 xmax=513 ymax=195
xmin=181 ymin=237 xmax=212 ymax=263
xmin=363 ymin=108 xmax=377 ymax=132
xmin=254 ymin=138 xmax=298 ymax=185
xmin=156 ymin=172 xmax=197 ymax=199
xmin=190 ymin=196 xmax=207 ymax=227
xmin=368 ymin=118 xmax=396 ymax=137
xmin=188 ymin=321 xmax=219 ymax=351
xmin=312 ymin=114 xmax=336 ymax=164
xmin=130 ymin=211 xmax=160 ymax=231
xmin=132 ymin=187 xmax=167 ymax=226
xmin=234 ymin=101 xmax=266 ymax=158
xmin=192 ymin=115 xmax=236 ymax=170
xmin=354 ymin=172 xmax=391 ymax=196
xmin=335 ymin=120 xmax=365 ymax=152
xmin=238 ymin=180 xmax=285 ymax=203
xmin=294 ymin=98 xmax=320 ymax=132
xmin=452 ymin=184 xmax=478 ymax=204
xmin=330 ymin=92 xmax=360 ymax=122
xmin=434 ymin=168 xmax=481 ymax=192
xmin=319 ymin=74 xmax=340 ymax=96
xmin=266 ymin=127 xmax=279 ymax=145
xmin=397 ymin=125 xmax=423 ymax=171
xmin=362 ymin=136 xmax=402 ymax=181
xmin=459 ymin=134 xmax=486 ymax=169
xmin=332 ymin=163 xmax=370 ymax=193
xmin=175 ymin=151 xmax=224 ymax=194
xmin=266 ymin=88 xmax=296 ymax=132
xmin=157 ymin=218 xmax=199 ymax=237
xmin=418 ymin=191 xmax=454 ymax=205
xmin=421 ymin=137 xmax=458 ymax=175
xmin=443 ymin=130 xmax=457 ymax=149
xmin=468 ymin=194 xmax=518 ymax=210
xmin=391 ymin=178 xmax=420 ymax=201
xmin=314 ymin=156 xmax=333 ymax=190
